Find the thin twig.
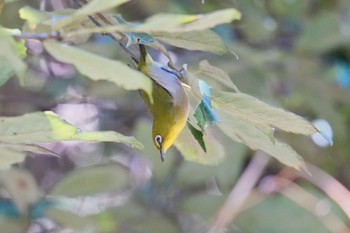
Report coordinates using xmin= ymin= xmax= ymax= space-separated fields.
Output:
xmin=263 ymin=176 xmax=350 ymax=233
xmin=301 ymin=162 xmax=350 ymax=221
xmin=209 ymin=151 xmax=270 ymax=233
xmin=73 ymin=0 xmax=138 ymax=63
xmin=13 ymin=32 xmax=62 ymax=41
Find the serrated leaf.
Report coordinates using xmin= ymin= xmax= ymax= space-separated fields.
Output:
xmin=175 ymin=126 xmax=224 ymax=165
xmin=187 ymin=122 xmax=206 ymax=152
xmin=49 ymin=165 xmax=130 ymax=197
xmin=199 ymin=60 xmax=239 ymax=91
xmin=74 ymin=131 xmax=143 ymax=149
xmin=218 ymin=111 xmax=305 ymax=170
xmin=212 ymin=90 xmax=318 ymax=135
xmin=151 ymin=30 xmax=227 ymax=54
xmin=55 ymin=0 xmax=129 ymax=29
xmin=43 ymin=41 xmax=152 ymax=98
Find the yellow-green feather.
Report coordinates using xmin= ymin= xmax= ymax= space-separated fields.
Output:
xmin=138 ymin=45 xmax=189 ymax=153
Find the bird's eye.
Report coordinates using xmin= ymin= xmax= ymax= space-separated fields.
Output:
xmin=154 ymin=135 xmax=162 ymax=146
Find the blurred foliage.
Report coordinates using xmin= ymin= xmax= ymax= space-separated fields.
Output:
xmin=0 ymin=0 xmax=350 ymax=233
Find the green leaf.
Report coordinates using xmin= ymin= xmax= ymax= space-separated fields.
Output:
xmin=0 ymin=111 xmax=143 ymax=168
xmin=175 ymin=126 xmax=225 ymax=165
xmin=43 ymin=41 xmax=152 ymax=98
xmin=0 ymin=146 xmax=26 ymax=169
xmin=194 ymin=99 xmax=220 ymax=130
xmin=193 ymin=79 xmax=220 ymax=130
xmin=0 ymin=144 xmax=55 ymax=169
xmin=187 ymin=122 xmax=206 ymax=152
xmin=0 ymin=111 xmax=77 ymax=144
xmin=114 ymin=15 xmax=155 ymax=47
xmin=199 ymin=60 xmax=239 ymax=91
xmin=66 ymin=8 xmax=241 ymax=36
xmin=0 ymin=59 xmax=14 ymax=87
xmin=218 ymin=111 xmax=305 ymax=170
xmin=211 ymin=90 xmax=318 ymax=135
xmin=46 ymin=208 xmax=93 ymax=230
xmin=296 ymin=11 xmax=349 ymax=53
xmin=134 ymin=8 xmax=241 ymax=33
xmin=151 ymin=30 xmax=227 ymax=54
xmin=0 ymin=33 xmax=27 ymax=85
xmin=55 ymin=0 xmax=130 ymax=29
xmin=46 ymin=111 xmax=78 ymax=140
xmin=49 ymin=165 xmax=130 ymax=197
xmin=19 ymin=6 xmax=51 ymax=26
xmin=74 ymin=131 xmax=143 ymax=149
xmin=0 ymin=143 xmax=58 ymax=169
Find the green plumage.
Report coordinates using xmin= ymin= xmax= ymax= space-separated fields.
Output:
xmin=138 ymin=44 xmax=189 ymax=159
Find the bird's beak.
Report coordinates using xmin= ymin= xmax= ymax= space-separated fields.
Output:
xmin=159 ymin=142 xmax=165 ymax=162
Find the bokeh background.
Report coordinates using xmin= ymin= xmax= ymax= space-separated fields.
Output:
xmin=1 ymin=0 xmax=350 ymax=232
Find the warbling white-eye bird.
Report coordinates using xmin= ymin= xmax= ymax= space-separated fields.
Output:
xmin=138 ymin=44 xmax=190 ymax=162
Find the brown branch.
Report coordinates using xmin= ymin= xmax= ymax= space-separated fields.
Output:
xmin=209 ymin=151 xmax=270 ymax=233
xmin=72 ymin=0 xmax=138 ymax=63
xmin=13 ymin=32 xmax=62 ymax=41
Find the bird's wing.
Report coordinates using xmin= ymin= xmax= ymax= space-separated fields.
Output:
xmin=147 ymin=64 xmax=183 ymax=101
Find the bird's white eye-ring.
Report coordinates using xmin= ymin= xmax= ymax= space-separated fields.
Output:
xmin=154 ymin=135 xmax=162 ymax=146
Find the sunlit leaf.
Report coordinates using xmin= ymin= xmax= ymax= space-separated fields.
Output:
xmin=199 ymin=60 xmax=239 ymax=91
xmin=66 ymin=8 xmax=241 ymax=36
xmin=55 ymin=0 xmax=130 ymax=29
xmin=74 ymin=131 xmax=143 ymax=149
xmin=151 ymin=30 xmax=227 ymax=54
xmin=49 ymin=165 xmax=131 ymax=197
xmin=218 ymin=111 xmax=305 ymax=170
xmin=43 ymin=41 xmax=152 ymax=98
xmin=134 ymin=8 xmax=241 ymax=33
xmin=175 ymin=126 xmax=225 ymax=165
xmin=0 ymin=33 xmax=27 ymax=85
xmin=212 ymin=90 xmax=318 ymax=135
xmin=19 ymin=6 xmax=51 ymax=27
xmin=0 ymin=111 xmax=143 ymax=167
xmin=0 ymin=111 xmax=77 ymax=144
